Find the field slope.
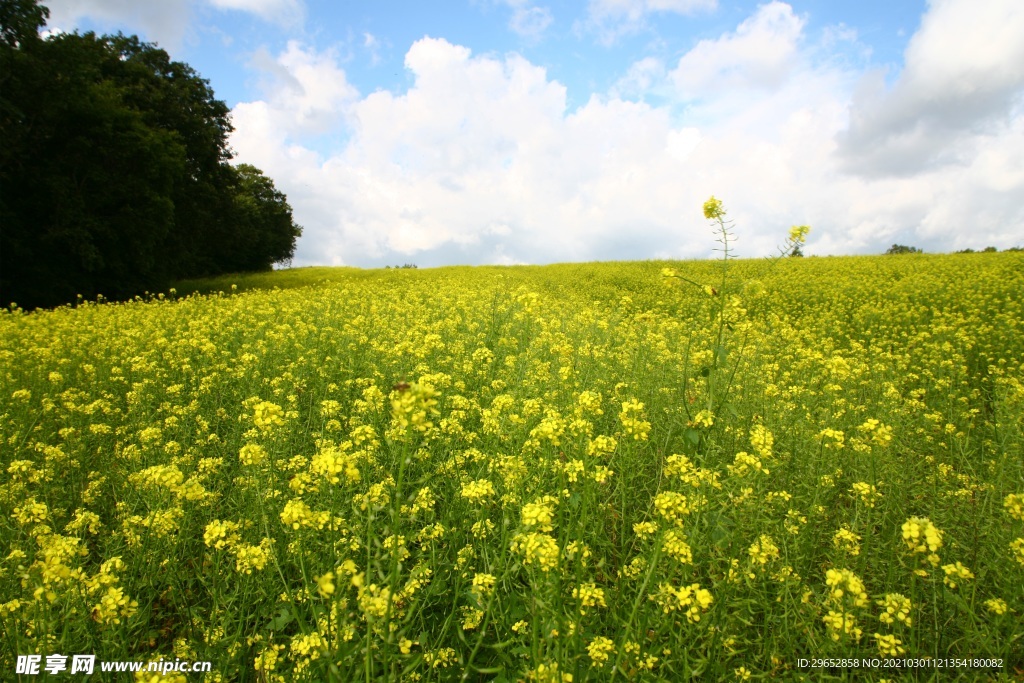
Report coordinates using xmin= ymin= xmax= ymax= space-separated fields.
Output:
xmin=2 ymin=253 xmax=1023 ymax=681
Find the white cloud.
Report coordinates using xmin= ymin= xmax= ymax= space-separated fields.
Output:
xmin=669 ymin=1 xmax=805 ymax=98
xmin=581 ymin=0 xmax=716 ymax=44
xmin=837 ymin=0 xmax=1024 ymax=177
xmin=363 ymin=32 xmax=382 ymax=65
xmin=208 ymin=0 xmax=304 ymax=27
xmin=239 ymin=41 xmax=358 ymax=139
xmin=589 ymin=0 xmax=716 ymax=22
xmin=610 ymin=56 xmax=666 ymax=99
xmin=229 ymin=3 xmax=1024 ymax=270
xmin=43 ymin=0 xmax=192 ymax=49
xmin=43 ymin=0 xmax=306 ymax=47
xmin=498 ymin=0 xmax=554 ymax=39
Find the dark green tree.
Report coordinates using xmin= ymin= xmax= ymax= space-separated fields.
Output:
xmin=0 ymin=0 xmax=302 ymax=309
xmin=2 ymin=29 xmax=185 ymax=306
xmin=224 ymin=164 xmax=303 ymax=272
xmin=885 ymin=244 xmax=922 ymax=255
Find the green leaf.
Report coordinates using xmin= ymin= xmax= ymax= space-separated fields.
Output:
xmin=267 ymin=606 xmax=293 ymax=631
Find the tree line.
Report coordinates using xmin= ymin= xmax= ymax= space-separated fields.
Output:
xmin=1 ymin=0 xmax=302 ymax=310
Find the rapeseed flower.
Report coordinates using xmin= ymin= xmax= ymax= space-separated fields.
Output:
xmin=649 ymin=582 xmax=713 ymax=621
xmin=239 ymin=443 xmax=268 ymax=466
xmin=511 ymin=532 xmax=559 ymax=572
xmin=619 ymin=398 xmax=651 ymax=440
xmin=460 ymin=478 xmax=496 ymax=502
xmin=941 ymin=561 xmax=974 ymax=589
xmin=984 ymin=598 xmax=1008 ymax=615
xmin=1005 ymin=493 xmax=1024 ymax=521
xmin=662 ymin=529 xmax=693 ymax=564
xmin=873 ymin=633 xmax=905 ymax=656
xmin=748 ymin=535 xmax=780 ymax=567
xmin=877 ymin=594 xmax=912 ymax=626
xmin=587 ymin=636 xmax=615 ymax=667
xmin=833 ymin=526 xmax=861 ymax=556
xmin=654 ymin=491 xmax=691 ymax=525
xmin=521 ymin=496 xmax=557 ymax=532
xmin=703 ymin=196 xmax=726 ymax=220
xmin=902 ymin=517 xmax=943 ymax=565
xmin=1011 ymin=538 xmax=1024 ymax=566
xmin=253 ymin=401 xmax=285 ymax=431
xmin=572 ymin=583 xmax=606 ymax=615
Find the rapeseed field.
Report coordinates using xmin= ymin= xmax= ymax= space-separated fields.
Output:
xmin=2 ymin=212 xmax=1023 ymax=680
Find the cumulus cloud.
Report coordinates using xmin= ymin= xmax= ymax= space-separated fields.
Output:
xmin=669 ymin=1 xmax=805 ymax=99
xmin=837 ymin=0 xmax=1024 ymax=177
xmin=610 ymin=56 xmax=666 ymax=99
xmin=242 ymin=41 xmax=358 ymax=137
xmin=229 ymin=3 xmax=1024 ymax=269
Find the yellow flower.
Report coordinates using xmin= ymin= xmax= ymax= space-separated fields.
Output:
xmin=1005 ymin=493 xmax=1024 ymax=521
xmin=662 ymin=529 xmax=693 ymax=564
xmin=873 ymin=633 xmax=905 ymax=657
xmin=618 ymin=398 xmax=651 ymax=440
xmin=253 ymin=400 xmax=285 ymax=430
xmin=203 ymin=520 xmax=241 ymax=550
xmin=460 ymin=478 xmax=496 ymax=502
xmin=315 ymin=572 xmax=335 ymax=597
xmin=901 ymin=517 xmax=943 ymax=563
xmin=825 ymin=568 xmax=868 ymax=608
xmin=648 ymin=582 xmax=713 ymax=621
xmin=653 ymin=491 xmax=691 ymax=525
xmin=633 ymin=521 xmax=658 ymax=539
xmin=823 ymin=610 xmax=862 ymax=642
xmin=511 ymin=532 xmax=559 ymax=572
xmin=851 ymin=482 xmax=881 ymax=507
xmin=471 ymin=572 xmax=497 ymax=600
xmin=984 ymin=598 xmax=1008 ymax=615
xmin=748 ymin=534 xmax=780 ymax=566
xmin=234 ymin=539 xmax=274 ymax=574
xmin=572 ymin=583 xmax=606 ymax=615
xmin=691 ymin=409 xmax=714 ymax=429
xmin=941 ymin=561 xmax=974 ymax=589
xmin=832 ymin=526 xmax=861 ymax=556
xmin=587 ymin=636 xmax=615 ymax=667
xmin=703 ymin=196 xmax=726 ymax=220
xmin=877 ymin=593 xmax=912 ymax=626
xmin=788 ymin=224 xmax=810 ymax=244
xmin=239 ymin=443 xmax=267 ymax=466
xmin=521 ymin=497 xmax=557 ymax=532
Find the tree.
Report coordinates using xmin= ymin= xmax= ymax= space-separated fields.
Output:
xmin=885 ymin=244 xmax=922 ymax=255
xmin=223 ymin=164 xmax=302 ymax=272
xmin=1 ymin=29 xmax=185 ymax=306
xmin=0 ymin=1 xmax=302 ymax=309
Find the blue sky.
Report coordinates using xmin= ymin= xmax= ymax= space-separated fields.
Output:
xmin=42 ymin=0 xmax=1024 ymax=266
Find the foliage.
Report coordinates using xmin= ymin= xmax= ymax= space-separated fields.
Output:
xmin=886 ymin=244 xmax=922 ymax=255
xmin=0 ymin=0 xmax=301 ymax=310
xmin=2 ymin=200 xmax=1023 ymax=680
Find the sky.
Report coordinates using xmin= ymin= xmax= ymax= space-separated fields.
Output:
xmin=41 ymin=0 xmax=1024 ymax=267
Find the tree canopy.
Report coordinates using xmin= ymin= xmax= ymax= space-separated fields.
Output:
xmin=885 ymin=244 xmax=922 ymax=255
xmin=0 ymin=0 xmax=301 ymax=309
